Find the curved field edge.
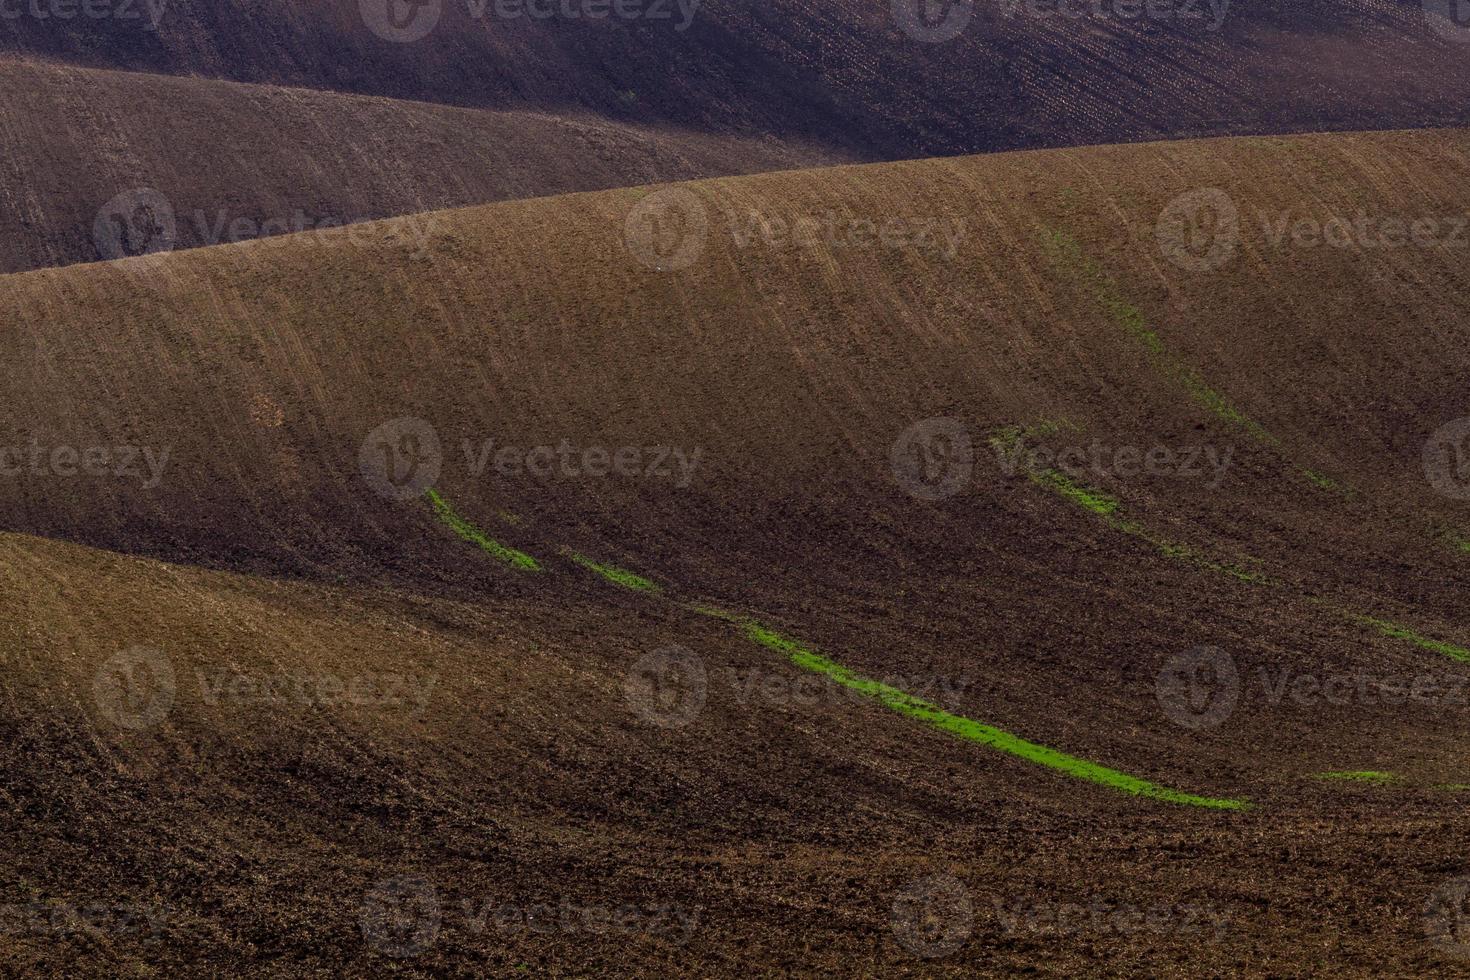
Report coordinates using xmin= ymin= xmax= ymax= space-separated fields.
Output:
xmin=0 ymin=58 xmax=846 ymax=275
xmin=4 ymin=125 xmax=1467 ymax=587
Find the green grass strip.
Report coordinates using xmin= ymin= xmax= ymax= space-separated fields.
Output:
xmin=1028 ymin=468 xmax=1120 ymax=516
xmin=1043 ymin=229 xmax=1167 ymax=355
xmin=1314 ymin=770 xmax=1395 ymax=784
xmin=739 ymin=620 xmax=1249 ymax=811
xmin=682 ymin=602 xmax=742 ymax=623
xmin=1041 ymin=226 xmax=1349 ymax=485
xmin=1103 ymin=514 xmax=1269 ymax=583
xmin=563 ymin=550 xmax=659 ymax=592
xmin=991 ymin=419 xmax=1076 ymax=456
xmin=1357 ymin=616 xmax=1470 ymax=663
xmin=1012 ymin=450 xmax=1269 ymax=583
xmin=1177 ymin=370 xmax=1277 ymax=446
xmin=1010 ymin=428 xmax=1465 ymax=654
xmin=1302 ymin=469 xmax=1345 ymax=493
xmin=425 ymin=489 xmax=541 ymax=571
xmin=1043 ymin=229 xmax=1259 ymax=431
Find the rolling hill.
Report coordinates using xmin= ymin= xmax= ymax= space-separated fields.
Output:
xmin=9 ymin=0 xmax=1470 ymax=273
xmin=0 ymin=57 xmax=844 ymax=273
xmin=2 ymin=0 xmax=1468 ymax=158
xmin=2 ymin=127 xmax=1470 ymax=972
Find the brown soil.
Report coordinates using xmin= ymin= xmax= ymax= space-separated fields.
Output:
xmin=7 ymin=1 xmax=1470 ymax=170
xmin=2 ymin=128 xmax=1470 ymax=974
xmin=0 ymin=57 xmax=846 ymax=274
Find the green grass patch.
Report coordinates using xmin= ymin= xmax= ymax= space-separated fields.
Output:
xmin=1314 ymin=770 xmax=1395 ymax=784
xmin=1005 ymin=430 xmax=1268 ymax=584
xmin=740 ymin=620 xmax=1249 ymax=811
xmin=1302 ymin=469 xmax=1345 ymax=493
xmin=1358 ymin=616 xmax=1470 ymax=663
xmin=563 ymin=550 xmax=659 ymax=592
xmin=1029 ymin=468 xmax=1120 ymax=516
xmin=682 ymin=602 xmax=742 ymax=623
xmin=988 ymin=420 xmax=1076 ymax=460
xmin=425 ymin=489 xmax=541 ymax=571
xmin=1177 ymin=370 xmax=1275 ymax=444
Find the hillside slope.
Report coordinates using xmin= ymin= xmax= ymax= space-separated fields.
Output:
xmin=2 ymin=523 xmax=1463 ymax=974
xmin=2 ymin=127 xmax=1467 ymax=585
xmin=1 ymin=0 xmax=1467 ymax=158
xmin=0 ymin=58 xmax=842 ymax=273
xmin=4 ymin=128 xmax=1470 ymax=972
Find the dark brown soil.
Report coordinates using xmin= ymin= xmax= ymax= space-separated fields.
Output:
xmin=0 ymin=58 xmax=846 ymax=274
xmin=1 ymin=128 xmax=1469 ymax=974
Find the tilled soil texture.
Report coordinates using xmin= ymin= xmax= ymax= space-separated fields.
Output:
xmin=0 ymin=58 xmax=847 ymax=274
xmin=4 ymin=0 xmax=1469 ymax=160
xmin=1 ymin=129 xmax=1470 ymax=974
xmin=12 ymin=0 xmax=1470 ymax=276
